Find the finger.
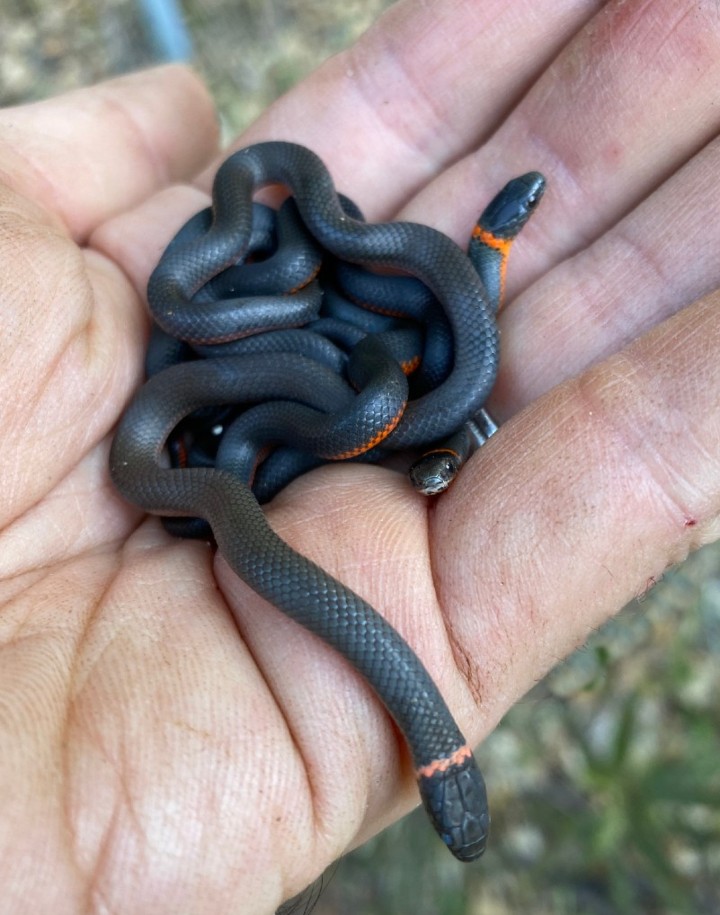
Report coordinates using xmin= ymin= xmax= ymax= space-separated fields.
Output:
xmin=434 ymin=288 xmax=720 ymax=740
xmin=401 ymin=0 xmax=720 ymax=279
xmin=0 ymin=65 xmax=218 ymax=240
xmin=90 ymin=184 xmax=212 ymax=303
xmin=206 ymin=0 xmax=604 ymax=217
xmin=495 ymin=136 xmax=720 ymax=414
xmin=92 ymin=0 xmax=598 ymax=300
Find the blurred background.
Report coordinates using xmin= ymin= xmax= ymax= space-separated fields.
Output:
xmin=3 ymin=2 xmax=719 ymax=912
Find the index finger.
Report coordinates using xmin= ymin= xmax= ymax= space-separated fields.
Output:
xmin=0 ymin=65 xmax=218 ymax=240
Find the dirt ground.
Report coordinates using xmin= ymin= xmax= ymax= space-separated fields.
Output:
xmin=1 ymin=0 xmax=392 ymax=133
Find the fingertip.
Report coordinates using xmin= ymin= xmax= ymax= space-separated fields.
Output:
xmin=116 ymin=64 xmax=221 ymax=181
xmin=0 ymin=64 xmax=219 ymax=239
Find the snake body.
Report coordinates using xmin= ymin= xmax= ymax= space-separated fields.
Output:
xmin=110 ymin=141 xmax=545 ymax=861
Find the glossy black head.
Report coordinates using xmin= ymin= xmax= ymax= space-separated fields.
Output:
xmin=478 ymin=171 xmax=546 ymax=239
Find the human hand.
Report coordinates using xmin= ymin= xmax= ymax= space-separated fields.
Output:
xmin=2 ymin=2 xmax=719 ymax=912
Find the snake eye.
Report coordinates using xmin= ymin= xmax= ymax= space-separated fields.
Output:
xmin=521 ymin=173 xmax=546 ymax=214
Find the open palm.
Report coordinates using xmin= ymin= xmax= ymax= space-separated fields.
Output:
xmin=2 ymin=2 xmax=720 ymax=913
